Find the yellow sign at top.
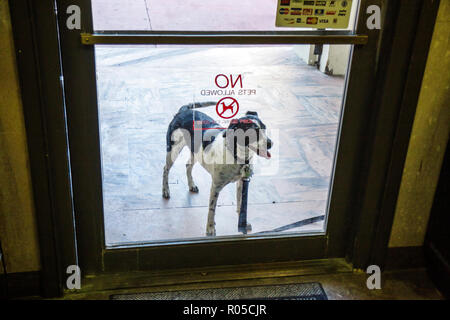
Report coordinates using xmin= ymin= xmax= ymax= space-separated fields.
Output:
xmin=275 ymin=0 xmax=353 ymax=29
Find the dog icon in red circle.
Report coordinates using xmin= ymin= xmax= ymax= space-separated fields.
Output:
xmin=216 ymin=97 xmax=239 ymax=119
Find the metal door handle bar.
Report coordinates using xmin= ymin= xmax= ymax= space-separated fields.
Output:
xmin=81 ymin=32 xmax=368 ymax=45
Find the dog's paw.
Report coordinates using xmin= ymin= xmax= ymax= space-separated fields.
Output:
xmin=206 ymin=225 xmax=216 ymax=237
xmin=162 ymin=190 xmax=170 ymax=199
xmin=189 ymin=186 xmax=199 ymax=193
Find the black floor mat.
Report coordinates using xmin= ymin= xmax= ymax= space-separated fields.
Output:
xmin=111 ymin=282 xmax=328 ymax=300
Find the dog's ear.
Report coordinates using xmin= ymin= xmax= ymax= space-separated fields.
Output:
xmin=246 ymin=111 xmax=258 ymax=116
xmin=223 ymin=119 xmax=239 ymax=137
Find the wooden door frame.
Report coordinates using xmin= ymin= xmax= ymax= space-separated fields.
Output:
xmin=8 ymin=0 xmax=440 ymax=297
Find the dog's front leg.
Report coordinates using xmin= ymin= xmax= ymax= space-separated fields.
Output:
xmin=236 ymin=180 xmax=243 ymax=214
xmin=206 ymin=182 xmax=225 ymax=236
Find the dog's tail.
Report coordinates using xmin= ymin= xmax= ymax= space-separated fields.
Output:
xmin=178 ymin=101 xmax=217 ymax=112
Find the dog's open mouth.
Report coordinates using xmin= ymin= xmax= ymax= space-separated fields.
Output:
xmin=249 ymin=146 xmax=271 ymax=159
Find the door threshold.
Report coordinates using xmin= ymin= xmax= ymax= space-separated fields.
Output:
xmin=65 ymin=258 xmax=352 ymax=298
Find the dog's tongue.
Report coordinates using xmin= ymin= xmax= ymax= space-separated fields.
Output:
xmin=250 ymin=146 xmax=271 ymax=159
xmin=260 ymin=150 xmax=271 ymax=159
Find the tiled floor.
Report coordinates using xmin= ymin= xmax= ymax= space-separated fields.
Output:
xmin=96 ymin=45 xmax=347 ymax=245
xmin=90 ymin=0 xmax=348 ymax=245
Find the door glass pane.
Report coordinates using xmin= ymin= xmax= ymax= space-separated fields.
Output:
xmin=91 ymin=0 xmax=359 ymax=31
xmin=95 ymin=44 xmax=352 ymax=246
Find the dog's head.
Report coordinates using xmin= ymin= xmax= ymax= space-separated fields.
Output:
xmin=223 ymin=111 xmax=273 ymax=160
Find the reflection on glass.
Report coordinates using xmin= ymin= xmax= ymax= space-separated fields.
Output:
xmin=95 ymin=44 xmax=350 ymax=245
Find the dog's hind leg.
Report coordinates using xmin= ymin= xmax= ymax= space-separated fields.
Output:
xmin=162 ymin=141 xmax=184 ymax=199
xmin=186 ymin=153 xmax=199 ymax=193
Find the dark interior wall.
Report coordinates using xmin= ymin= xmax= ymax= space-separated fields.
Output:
xmin=388 ymin=0 xmax=449 ymax=248
xmin=0 ymin=0 xmax=41 ymax=274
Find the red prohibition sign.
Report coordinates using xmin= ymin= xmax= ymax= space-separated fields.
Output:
xmin=216 ymin=97 xmax=239 ymax=119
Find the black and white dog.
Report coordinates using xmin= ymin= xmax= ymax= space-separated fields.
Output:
xmin=162 ymin=102 xmax=273 ymax=236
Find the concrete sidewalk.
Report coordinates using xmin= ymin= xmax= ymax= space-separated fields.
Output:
xmin=91 ymin=0 xmax=300 ymax=31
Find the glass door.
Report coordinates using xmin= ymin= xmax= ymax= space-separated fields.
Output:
xmin=56 ymin=0 xmax=380 ymax=274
